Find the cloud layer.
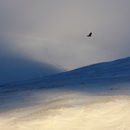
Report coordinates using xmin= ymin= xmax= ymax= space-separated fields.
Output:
xmin=0 ymin=0 xmax=130 ymax=70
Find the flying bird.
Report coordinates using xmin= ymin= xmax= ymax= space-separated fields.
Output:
xmin=87 ymin=32 xmax=92 ymax=37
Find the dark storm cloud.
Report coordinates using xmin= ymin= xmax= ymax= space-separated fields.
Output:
xmin=0 ymin=0 xmax=130 ymax=70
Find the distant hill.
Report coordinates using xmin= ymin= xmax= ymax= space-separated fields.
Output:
xmin=0 ymin=58 xmax=63 ymax=84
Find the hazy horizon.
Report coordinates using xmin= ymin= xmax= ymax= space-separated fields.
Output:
xmin=0 ymin=0 xmax=130 ymax=70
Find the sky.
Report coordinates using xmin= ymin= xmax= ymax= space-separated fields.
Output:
xmin=0 ymin=0 xmax=130 ymax=70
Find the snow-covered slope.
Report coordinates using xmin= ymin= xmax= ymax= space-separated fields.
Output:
xmin=1 ymin=57 xmax=130 ymax=130
xmin=2 ymin=56 xmax=130 ymax=93
xmin=0 ymin=58 xmax=63 ymax=84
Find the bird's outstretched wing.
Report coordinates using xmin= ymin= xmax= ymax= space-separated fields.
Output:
xmin=87 ymin=32 xmax=92 ymax=37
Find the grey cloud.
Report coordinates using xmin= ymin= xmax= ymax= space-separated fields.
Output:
xmin=0 ymin=0 xmax=130 ymax=70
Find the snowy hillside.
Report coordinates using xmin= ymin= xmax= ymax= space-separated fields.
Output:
xmin=2 ymin=56 xmax=130 ymax=93
xmin=0 ymin=57 xmax=130 ymax=130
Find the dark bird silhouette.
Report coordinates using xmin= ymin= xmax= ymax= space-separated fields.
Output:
xmin=87 ymin=32 xmax=92 ymax=37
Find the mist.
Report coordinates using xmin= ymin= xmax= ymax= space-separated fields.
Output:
xmin=0 ymin=0 xmax=130 ymax=70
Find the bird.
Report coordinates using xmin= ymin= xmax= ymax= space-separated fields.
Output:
xmin=87 ymin=32 xmax=92 ymax=37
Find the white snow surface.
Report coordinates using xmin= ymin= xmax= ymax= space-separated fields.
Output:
xmin=1 ymin=57 xmax=130 ymax=130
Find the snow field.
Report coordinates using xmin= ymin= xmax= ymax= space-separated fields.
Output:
xmin=0 ymin=89 xmax=130 ymax=130
xmin=1 ymin=57 xmax=130 ymax=129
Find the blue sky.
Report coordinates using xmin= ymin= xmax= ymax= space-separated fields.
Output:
xmin=0 ymin=0 xmax=130 ymax=70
